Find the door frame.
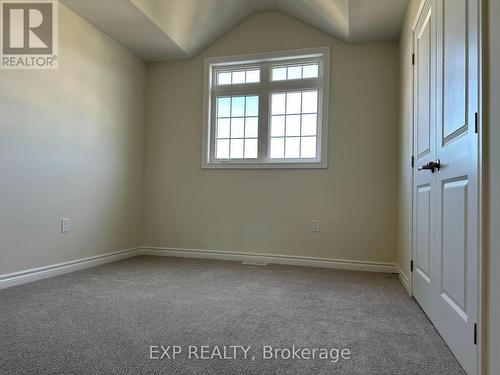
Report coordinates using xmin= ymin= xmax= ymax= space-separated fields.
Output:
xmin=409 ymin=0 xmax=484 ymax=374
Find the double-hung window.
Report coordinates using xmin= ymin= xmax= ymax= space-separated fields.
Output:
xmin=202 ymin=47 xmax=330 ymax=168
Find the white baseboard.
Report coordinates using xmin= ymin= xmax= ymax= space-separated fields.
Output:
xmin=397 ymin=265 xmax=412 ymax=295
xmin=139 ymin=247 xmax=398 ymax=273
xmin=0 ymin=246 xmax=400 ymax=290
xmin=0 ymin=247 xmax=140 ymax=290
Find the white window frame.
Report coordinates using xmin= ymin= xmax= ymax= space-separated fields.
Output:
xmin=202 ymin=47 xmax=330 ymax=169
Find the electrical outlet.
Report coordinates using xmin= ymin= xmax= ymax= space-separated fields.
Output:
xmin=312 ymin=219 xmax=320 ymax=232
xmin=61 ymin=218 xmax=70 ymax=233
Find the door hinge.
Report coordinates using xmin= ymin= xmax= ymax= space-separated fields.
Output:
xmin=474 ymin=112 xmax=478 ymax=134
xmin=410 ymin=260 xmax=414 ymax=272
xmin=412 ymin=53 xmax=415 ymax=66
xmin=474 ymin=323 xmax=478 ymax=345
xmin=411 ymin=156 xmax=415 ymax=168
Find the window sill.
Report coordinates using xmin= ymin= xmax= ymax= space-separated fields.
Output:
xmin=201 ymin=160 xmax=328 ymax=169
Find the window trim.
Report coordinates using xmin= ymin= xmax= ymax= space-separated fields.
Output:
xmin=202 ymin=47 xmax=330 ymax=169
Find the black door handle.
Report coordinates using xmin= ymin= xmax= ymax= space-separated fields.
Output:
xmin=418 ymin=159 xmax=441 ymax=173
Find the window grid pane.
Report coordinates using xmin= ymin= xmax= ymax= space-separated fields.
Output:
xmin=246 ymin=69 xmax=260 ymax=83
xmin=302 ymin=64 xmax=319 ymax=78
xmin=216 ymin=95 xmax=259 ymax=159
xmin=217 ymin=69 xmax=261 ymax=85
xmin=287 ymin=66 xmax=302 ymax=80
xmin=271 ymin=63 xmax=319 ymax=81
xmin=270 ymin=90 xmax=318 ymax=159
xmin=232 ymin=71 xmax=245 ymax=84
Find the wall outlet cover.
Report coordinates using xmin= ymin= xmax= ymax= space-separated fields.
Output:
xmin=61 ymin=218 xmax=70 ymax=233
xmin=312 ymin=219 xmax=320 ymax=232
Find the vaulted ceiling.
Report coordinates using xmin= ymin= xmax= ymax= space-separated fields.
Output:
xmin=61 ymin=0 xmax=409 ymax=61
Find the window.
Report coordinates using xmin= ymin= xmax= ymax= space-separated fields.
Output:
xmin=202 ymin=47 xmax=330 ymax=169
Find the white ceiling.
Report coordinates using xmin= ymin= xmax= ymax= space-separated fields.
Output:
xmin=61 ymin=0 xmax=409 ymax=61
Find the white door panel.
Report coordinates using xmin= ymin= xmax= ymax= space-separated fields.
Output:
xmin=416 ymin=184 xmax=431 ymax=280
xmin=416 ymin=11 xmax=432 ymax=158
xmin=441 ymin=177 xmax=468 ymax=313
xmin=443 ymin=0 xmax=468 ymax=139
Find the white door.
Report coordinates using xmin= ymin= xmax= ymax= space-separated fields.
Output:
xmin=434 ymin=0 xmax=479 ymax=372
xmin=412 ymin=0 xmax=479 ymax=374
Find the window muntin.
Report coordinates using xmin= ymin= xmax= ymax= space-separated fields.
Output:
xmin=204 ymin=48 xmax=329 ymax=168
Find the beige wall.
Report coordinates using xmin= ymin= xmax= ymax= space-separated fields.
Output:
xmin=0 ymin=4 xmax=146 ymax=275
xmin=484 ymin=0 xmax=500 ymax=373
xmin=143 ymin=11 xmax=399 ymax=263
